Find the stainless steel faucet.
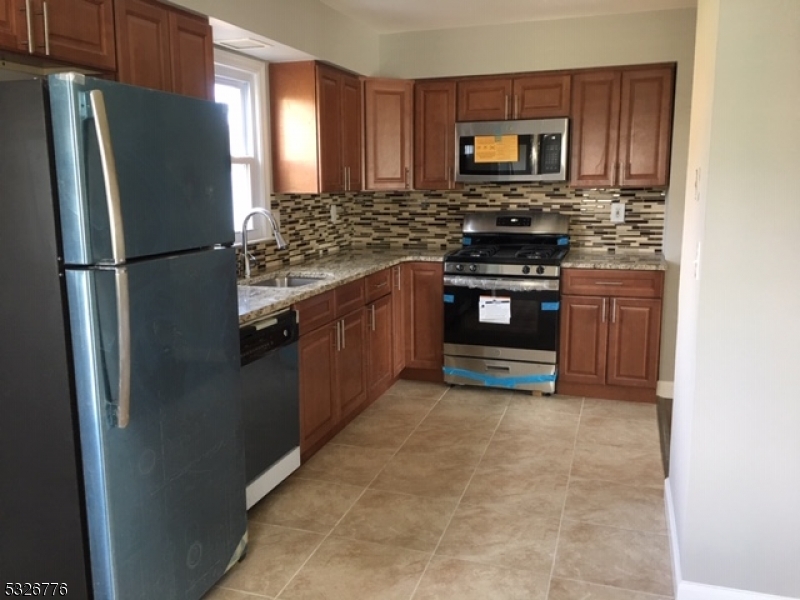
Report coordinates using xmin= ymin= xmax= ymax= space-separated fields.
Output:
xmin=241 ymin=208 xmax=288 ymax=280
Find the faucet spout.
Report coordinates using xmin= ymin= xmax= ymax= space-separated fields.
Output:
xmin=241 ymin=208 xmax=288 ymax=280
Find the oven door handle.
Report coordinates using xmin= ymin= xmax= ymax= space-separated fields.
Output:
xmin=443 ymin=275 xmax=559 ymax=292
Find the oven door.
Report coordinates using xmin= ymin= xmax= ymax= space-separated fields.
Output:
xmin=443 ymin=275 xmax=560 ymax=391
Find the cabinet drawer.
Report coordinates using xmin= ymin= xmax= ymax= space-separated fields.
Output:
xmin=562 ymin=269 xmax=664 ymax=298
xmin=365 ymin=269 xmax=392 ymax=303
xmin=335 ymin=279 xmax=366 ymax=317
xmin=295 ymin=290 xmax=336 ymax=335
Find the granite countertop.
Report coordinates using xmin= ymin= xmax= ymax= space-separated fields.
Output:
xmin=237 ymin=247 xmax=667 ymax=325
xmin=562 ymin=250 xmax=667 ymax=271
xmin=237 ymin=249 xmax=448 ymax=325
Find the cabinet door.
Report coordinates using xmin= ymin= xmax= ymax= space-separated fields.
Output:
xmin=364 ymin=79 xmax=413 ymax=191
xmin=337 ymin=309 xmax=368 ymax=421
xmin=0 ymin=0 xmax=23 ymax=51
xmin=114 ymin=0 xmax=171 ymax=92
xmin=404 ymin=262 xmax=443 ymax=370
xmin=392 ymin=265 xmax=406 ymax=377
xmin=367 ymin=294 xmax=394 ymax=402
xmin=570 ymin=70 xmax=621 ymax=188
xmin=168 ymin=9 xmax=213 ymax=100
xmin=340 ymin=72 xmax=362 ymax=192
xmin=456 ymin=77 xmax=512 ymax=121
xmin=299 ymin=324 xmax=338 ymax=454
xmin=606 ymin=297 xmax=662 ymax=388
xmin=316 ymin=64 xmax=344 ymax=192
xmin=618 ymin=66 xmax=674 ymax=187
xmin=514 ymin=74 xmax=571 ymax=119
xmin=37 ymin=0 xmax=116 ymax=71
xmin=414 ymin=80 xmax=456 ymax=190
xmin=559 ymin=295 xmax=608 ymax=386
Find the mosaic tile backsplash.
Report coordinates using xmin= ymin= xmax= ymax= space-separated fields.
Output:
xmin=236 ymin=183 xmax=665 ymax=278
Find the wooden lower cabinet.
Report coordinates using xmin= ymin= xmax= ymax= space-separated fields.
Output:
xmin=403 ymin=262 xmax=444 ymax=381
xmin=558 ymin=269 xmax=664 ymax=402
xmin=337 ymin=308 xmax=368 ymax=421
xmin=298 ymin=323 xmax=337 ymax=454
xmin=391 ymin=265 xmax=406 ymax=376
xmin=367 ymin=293 xmax=394 ymax=401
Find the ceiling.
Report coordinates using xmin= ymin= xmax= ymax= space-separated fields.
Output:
xmin=316 ymin=0 xmax=697 ymax=34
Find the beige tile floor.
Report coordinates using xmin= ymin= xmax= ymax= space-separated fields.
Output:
xmin=204 ymin=380 xmax=673 ymax=600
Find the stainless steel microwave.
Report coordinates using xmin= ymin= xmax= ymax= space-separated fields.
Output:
xmin=455 ymin=118 xmax=569 ymax=183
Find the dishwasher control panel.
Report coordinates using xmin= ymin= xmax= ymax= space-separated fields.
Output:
xmin=239 ymin=310 xmax=299 ymax=366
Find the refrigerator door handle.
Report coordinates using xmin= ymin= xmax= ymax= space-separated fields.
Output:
xmin=88 ymin=90 xmax=126 ymax=265
xmin=115 ymin=268 xmax=132 ymax=428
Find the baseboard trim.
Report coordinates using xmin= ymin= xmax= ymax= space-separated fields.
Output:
xmin=657 ymin=380 xmax=674 ymax=398
xmin=665 ymin=478 xmax=793 ymax=600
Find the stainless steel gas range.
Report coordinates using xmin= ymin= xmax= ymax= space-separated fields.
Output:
xmin=443 ymin=211 xmax=570 ymax=393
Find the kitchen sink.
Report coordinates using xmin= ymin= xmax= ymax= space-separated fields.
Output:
xmin=250 ymin=276 xmax=326 ymax=288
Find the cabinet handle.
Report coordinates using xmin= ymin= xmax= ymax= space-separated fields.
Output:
xmin=42 ymin=0 xmax=50 ymax=56
xmin=370 ymin=304 xmax=376 ymax=331
xmin=447 ymin=165 xmax=453 ymax=189
xmin=504 ymin=95 xmax=509 ymax=120
xmin=404 ymin=167 xmax=410 ymax=189
xmin=514 ymin=94 xmax=519 ymax=119
xmin=340 ymin=319 xmax=346 ymax=350
xmin=335 ymin=321 xmax=341 ymax=352
xmin=394 ymin=266 xmax=401 ymax=290
xmin=601 ymin=298 xmax=607 ymax=323
xmin=23 ymin=0 xmax=33 ymax=53
xmin=595 ymin=281 xmax=623 ymax=286
xmin=611 ymin=298 xmax=617 ymax=324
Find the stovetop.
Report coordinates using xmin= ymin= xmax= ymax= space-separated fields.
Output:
xmin=447 ymin=244 xmax=569 ymax=265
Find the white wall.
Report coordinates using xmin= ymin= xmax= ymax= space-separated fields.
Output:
xmin=169 ymin=0 xmax=380 ymax=75
xmin=669 ymin=0 xmax=800 ymax=596
xmin=379 ymin=9 xmax=697 ymax=384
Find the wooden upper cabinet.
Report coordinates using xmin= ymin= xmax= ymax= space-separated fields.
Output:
xmin=570 ymin=65 xmax=674 ymax=188
xmin=1 ymin=0 xmax=115 ymax=70
xmin=618 ymin=66 xmax=674 ymax=187
xmin=271 ymin=61 xmax=362 ymax=194
xmin=457 ymin=73 xmax=570 ymax=121
xmin=363 ymin=78 xmax=414 ymax=191
xmin=414 ymin=79 xmax=456 ymax=190
xmin=115 ymin=0 xmax=212 ymax=99
xmin=167 ymin=10 xmax=213 ymax=100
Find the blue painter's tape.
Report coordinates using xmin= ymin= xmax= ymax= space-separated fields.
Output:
xmin=557 ymin=236 xmax=569 ymax=246
xmin=463 ymin=237 xmax=472 ymax=246
xmin=442 ymin=367 xmax=556 ymax=389
xmin=541 ymin=302 xmax=560 ymax=311
xmin=443 ymin=294 xmax=455 ymax=304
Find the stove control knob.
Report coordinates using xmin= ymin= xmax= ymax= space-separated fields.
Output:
xmin=455 ymin=264 xmax=463 ymax=272
xmin=469 ymin=264 xmax=478 ymax=273
xmin=522 ymin=265 xmax=531 ymax=275
xmin=536 ymin=266 xmax=545 ymax=275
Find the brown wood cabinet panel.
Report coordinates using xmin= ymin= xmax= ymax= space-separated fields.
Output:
xmin=514 ymin=74 xmax=571 ymax=119
xmin=456 ymin=77 xmax=512 ymax=121
xmin=392 ymin=265 xmax=406 ymax=377
xmin=414 ymin=80 xmax=456 ymax=190
xmin=607 ymin=297 xmax=662 ymax=388
xmin=167 ymin=9 xmax=213 ymax=100
xmin=559 ymin=295 xmax=608 ymax=386
xmin=367 ymin=294 xmax=393 ymax=402
xmin=40 ymin=0 xmax=116 ymax=71
xmin=403 ymin=262 xmax=443 ymax=371
xmin=364 ymin=78 xmax=413 ymax=190
xmin=570 ymin=70 xmax=621 ymax=187
xmin=0 ymin=0 xmax=24 ymax=51
xmin=316 ymin=64 xmax=343 ymax=193
xmin=334 ymin=278 xmax=366 ymax=317
xmin=295 ymin=289 xmax=336 ymax=336
xmin=114 ymin=0 xmax=171 ymax=92
xmin=299 ymin=323 xmax=337 ymax=455
xmin=336 ymin=309 xmax=368 ymax=421
xmin=618 ymin=66 xmax=674 ymax=187
xmin=365 ymin=268 xmax=392 ymax=303
xmin=340 ymin=71 xmax=362 ymax=192
xmin=562 ymin=269 xmax=664 ymax=298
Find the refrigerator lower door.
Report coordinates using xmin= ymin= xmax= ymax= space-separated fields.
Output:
xmin=65 ymin=247 xmax=246 ymax=600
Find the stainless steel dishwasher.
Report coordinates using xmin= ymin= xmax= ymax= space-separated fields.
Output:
xmin=239 ymin=309 xmax=300 ymax=509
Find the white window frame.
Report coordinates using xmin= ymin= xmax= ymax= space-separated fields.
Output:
xmin=213 ymin=48 xmax=272 ymax=243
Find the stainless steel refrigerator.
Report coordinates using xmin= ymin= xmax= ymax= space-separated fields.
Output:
xmin=0 ymin=74 xmax=247 ymax=599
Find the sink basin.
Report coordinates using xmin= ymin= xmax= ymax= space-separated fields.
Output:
xmin=251 ymin=276 xmax=325 ymax=288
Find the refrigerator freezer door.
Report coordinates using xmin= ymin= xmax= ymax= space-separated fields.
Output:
xmin=65 ymin=247 xmax=246 ymax=600
xmin=48 ymin=73 xmax=234 ymax=266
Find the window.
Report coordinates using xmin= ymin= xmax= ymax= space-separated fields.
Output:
xmin=214 ymin=48 xmax=271 ymax=242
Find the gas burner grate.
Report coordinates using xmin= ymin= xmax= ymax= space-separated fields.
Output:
xmin=515 ymin=245 xmax=556 ymax=260
xmin=454 ymin=245 xmax=498 ymax=258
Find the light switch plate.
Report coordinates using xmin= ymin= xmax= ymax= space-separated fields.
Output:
xmin=610 ymin=202 xmax=625 ymax=223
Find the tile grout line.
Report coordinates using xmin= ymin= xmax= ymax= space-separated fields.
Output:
xmin=543 ymin=395 xmax=585 ymax=600
xmin=271 ymin=384 xmax=450 ymax=599
xmin=405 ymin=389 xmax=512 ymax=600
xmin=556 ymin=575 xmax=673 ymax=599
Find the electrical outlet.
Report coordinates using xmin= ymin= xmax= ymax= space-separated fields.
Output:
xmin=610 ymin=202 xmax=625 ymax=223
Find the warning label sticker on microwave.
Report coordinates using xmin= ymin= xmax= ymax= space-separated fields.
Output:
xmin=479 ymin=296 xmax=511 ymax=325
xmin=474 ymin=135 xmax=519 ymax=163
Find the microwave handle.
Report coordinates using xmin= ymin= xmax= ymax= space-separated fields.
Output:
xmin=530 ymin=133 xmax=539 ymax=177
